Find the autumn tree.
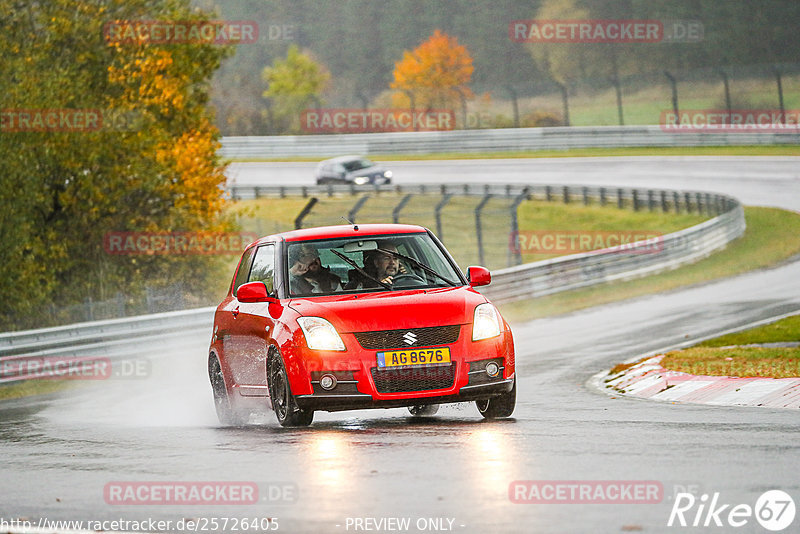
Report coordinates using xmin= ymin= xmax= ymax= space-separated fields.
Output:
xmin=262 ymin=45 xmax=331 ymax=134
xmin=390 ymin=30 xmax=474 ymax=111
xmin=0 ymin=0 xmax=232 ymax=330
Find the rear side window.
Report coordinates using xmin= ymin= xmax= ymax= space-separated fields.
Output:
xmin=248 ymin=244 xmax=276 ymax=295
xmin=233 ymin=246 xmax=256 ymax=296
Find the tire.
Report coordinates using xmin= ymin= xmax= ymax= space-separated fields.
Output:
xmin=475 ymin=377 xmax=516 ymax=419
xmin=408 ymin=404 xmax=439 ymax=417
xmin=267 ymin=351 xmax=314 ymax=427
xmin=208 ymin=355 xmax=249 ymax=426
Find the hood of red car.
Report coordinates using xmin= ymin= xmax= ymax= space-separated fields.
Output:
xmin=288 ymin=287 xmax=487 ymax=332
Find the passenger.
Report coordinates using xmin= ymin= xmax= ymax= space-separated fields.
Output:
xmin=288 ymin=244 xmax=342 ymax=294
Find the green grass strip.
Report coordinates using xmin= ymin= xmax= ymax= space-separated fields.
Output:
xmin=660 ymin=346 xmax=800 ymax=379
xmin=500 ymin=207 xmax=800 ymax=323
xmin=698 ymin=314 xmax=800 ymax=347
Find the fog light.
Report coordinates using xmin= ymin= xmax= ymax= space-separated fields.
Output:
xmin=320 ymin=373 xmax=337 ymax=390
xmin=485 ymin=362 xmax=500 ymax=378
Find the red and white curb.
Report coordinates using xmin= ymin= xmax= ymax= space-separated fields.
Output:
xmin=592 ymin=355 xmax=800 ymax=409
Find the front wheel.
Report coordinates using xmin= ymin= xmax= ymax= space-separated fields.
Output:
xmin=267 ymin=351 xmax=314 ymax=427
xmin=476 ymin=377 xmax=516 ymax=419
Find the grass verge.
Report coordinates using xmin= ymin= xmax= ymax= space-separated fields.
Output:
xmin=660 ymin=346 xmax=800 ymax=379
xmin=500 ymin=207 xmax=800 ymax=322
xmin=0 ymin=380 xmax=78 ymax=401
xmin=658 ymin=314 xmax=800 ymax=379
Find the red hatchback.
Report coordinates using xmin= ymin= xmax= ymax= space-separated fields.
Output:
xmin=208 ymin=224 xmax=516 ymax=426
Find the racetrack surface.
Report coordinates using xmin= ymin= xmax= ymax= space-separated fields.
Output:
xmin=2 ymin=157 xmax=799 ymax=533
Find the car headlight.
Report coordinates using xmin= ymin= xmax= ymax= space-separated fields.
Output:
xmin=297 ymin=317 xmax=346 ymax=351
xmin=472 ymin=303 xmax=501 ymax=341
xmin=353 ymin=176 xmax=369 ymax=185
xmin=384 ymin=170 xmax=393 ymax=178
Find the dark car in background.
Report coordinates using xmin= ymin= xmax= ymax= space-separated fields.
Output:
xmin=314 ymin=155 xmax=393 ymax=185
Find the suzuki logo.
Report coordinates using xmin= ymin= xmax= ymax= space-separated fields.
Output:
xmin=402 ymin=331 xmax=418 ymax=345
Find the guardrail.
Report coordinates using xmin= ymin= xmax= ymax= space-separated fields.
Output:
xmin=220 ymin=125 xmax=800 ymax=158
xmin=0 ymin=183 xmax=745 ymax=384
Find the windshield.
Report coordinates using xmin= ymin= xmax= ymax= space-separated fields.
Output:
xmin=342 ymin=159 xmax=375 ymax=172
xmin=286 ymin=232 xmax=462 ymax=297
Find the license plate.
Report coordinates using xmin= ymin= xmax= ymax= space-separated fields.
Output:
xmin=376 ymin=347 xmax=451 ymax=368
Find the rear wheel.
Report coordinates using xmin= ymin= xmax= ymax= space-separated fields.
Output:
xmin=208 ymin=355 xmax=248 ymax=426
xmin=476 ymin=378 xmax=516 ymax=419
xmin=267 ymin=351 xmax=314 ymax=427
xmin=408 ymin=404 xmax=439 ymax=417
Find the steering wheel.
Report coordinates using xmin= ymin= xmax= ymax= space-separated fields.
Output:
xmin=390 ymin=273 xmax=426 ymax=286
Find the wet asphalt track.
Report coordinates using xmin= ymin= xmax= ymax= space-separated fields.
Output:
xmin=1 ymin=157 xmax=799 ymax=533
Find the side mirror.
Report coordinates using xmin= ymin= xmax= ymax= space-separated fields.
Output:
xmin=237 ymin=281 xmax=274 ymax=303
xmin=467 ymin=266 xmax=491 ymax=287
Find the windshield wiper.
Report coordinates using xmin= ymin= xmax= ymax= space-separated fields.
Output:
xmin=377 ymin=248 xmax=458 ymax=286
xmin=330 ymin=249 xmax=393 ymax=290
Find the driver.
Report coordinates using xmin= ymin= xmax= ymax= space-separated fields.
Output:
xmin=345 ymin=241 xmax=406 ymax=289
xmin=288 ymin=244 xmax=342 ymax=294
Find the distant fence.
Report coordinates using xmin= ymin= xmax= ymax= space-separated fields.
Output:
xmin=230 ymin=181 xmax=742 ymax=271
xmin=220 ymin=126 xmax=800 ymax=158
xmin=0 ymin=182 xmax=744 ymax=384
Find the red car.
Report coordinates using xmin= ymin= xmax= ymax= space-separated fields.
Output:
xmin=208 ymin=224 xmax=516 ymax=426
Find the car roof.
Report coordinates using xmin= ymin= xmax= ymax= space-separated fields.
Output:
xmin=320 ymin=155 xmax=370 ymax=164
xmin=252 ymin=224 xmax=428 ymax=245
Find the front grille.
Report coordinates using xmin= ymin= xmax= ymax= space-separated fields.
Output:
xmin=354 ymin=325 xmax=461 ymax=350
xmin=371 ymin=363 xmax=456 ymax=393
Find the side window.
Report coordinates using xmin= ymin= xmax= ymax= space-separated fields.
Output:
xmin=233 ymin=246 xmax=256 ymax=296
xmin=248 ymin=244 xmax=276 ymax=295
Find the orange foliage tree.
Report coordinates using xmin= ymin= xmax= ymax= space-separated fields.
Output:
xmin=390 ymin=30 xmax=474 ymax=111
xmin=0 ymin=0 xmax=233 ymax=328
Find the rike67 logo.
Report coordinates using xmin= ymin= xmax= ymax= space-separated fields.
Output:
xmin=668 ymin=490 xmax=795 ymax=531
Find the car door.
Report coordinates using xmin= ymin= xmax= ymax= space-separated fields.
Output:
xmin=217 ymin=244 xmax=255 ymax=367
xmin=226 ymin=243 xmax=278 ymax=393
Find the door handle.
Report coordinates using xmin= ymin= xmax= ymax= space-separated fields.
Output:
xmin=232 ymin=306 xmax=240 ymax=318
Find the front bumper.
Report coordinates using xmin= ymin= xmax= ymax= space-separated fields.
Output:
xmin=295 ymin=376 xmax=514 ymax=412
xmin=281 ymin=323 xmax=515 ymax=412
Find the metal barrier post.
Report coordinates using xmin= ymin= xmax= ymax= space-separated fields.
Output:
xmin=348 ymin=195 xmax=370 ymax=224
xmin=294 ymin=197 xmax=318 ymax=229
xmin=435 ymin=193 xmax=453 ymax=240
xmin=509 ymin=187 xmax=531 ymax=266
xmin=475 ymin=194 xmax=492 ymax=266
xmin=392 ymin=194 xmax=414 ymax=224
